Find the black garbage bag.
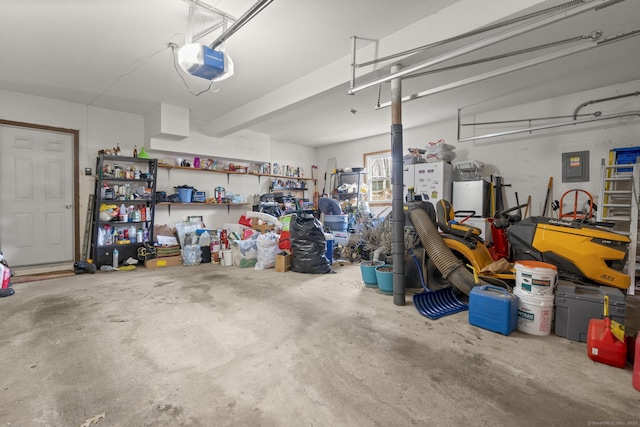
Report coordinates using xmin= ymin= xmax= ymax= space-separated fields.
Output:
xmin=290 ymin=215 xmax=333 ymax=274
xmin=74 ymin=261 xmax=97 ymax=274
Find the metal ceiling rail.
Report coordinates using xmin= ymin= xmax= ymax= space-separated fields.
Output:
xmin=459 ymin=113 xmax=600 ymax=127
xmin=457 ymin=110 xmax=640 ymax=142
xmin=191 ymin=21 xmax=228 ymax=44
xmin=399 ymin=32 xmax=599 ymax=82
xmin=348 ymin=0 xmax=622 ymax=95
xmin=376 ymin=41 xmax=596 ymax=108
xmin=183 ymin=0 xmax=235 ymax=20
xmin=352 ymin=0 xmax=586 ymax=69
xmin=183 ymin=0 xmax=237 ymax=44
xmin=209 ymin=0 xmax=273 ymax=50
xmin=375 ymin=27 xmax=640 ymax=109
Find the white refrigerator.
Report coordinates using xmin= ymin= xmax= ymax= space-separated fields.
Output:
xmin=411 ymin=161 xmax=453 ymax=210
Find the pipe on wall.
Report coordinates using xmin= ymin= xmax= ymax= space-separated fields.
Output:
xmin=573 ymin=91 xmax=640 ymax=119
xmin=458 ymin=110 xmax=640 ymax=142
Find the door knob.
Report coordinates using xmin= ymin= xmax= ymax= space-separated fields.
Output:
xmin=66 ymin=204 xmax=72 ymax=209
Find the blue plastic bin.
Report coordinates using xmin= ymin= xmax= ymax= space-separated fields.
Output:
xmin=177 ymin=188 xmax=193 ymax=203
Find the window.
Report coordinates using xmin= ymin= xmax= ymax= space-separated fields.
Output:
xmin=364 ymin=150 xmax=392 ymax=203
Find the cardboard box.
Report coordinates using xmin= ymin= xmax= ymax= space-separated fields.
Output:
xmin=275 ymin=254 xmax=292 ymax=272
xmin=252 ymin=218 xmax=276 ymax=233
xmin=145 ymin=256 xmax=182 ymax=269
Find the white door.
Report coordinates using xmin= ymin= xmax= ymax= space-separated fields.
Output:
xmin=0 ymin=126 xmax=74 ymax=267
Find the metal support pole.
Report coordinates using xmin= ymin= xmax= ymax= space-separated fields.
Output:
xmin=390 ymin=64 xmax=405 ymax=306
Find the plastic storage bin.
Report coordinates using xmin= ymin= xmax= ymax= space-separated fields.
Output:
xmin=177 ymin=188 xmax=193 ymax=203
xmin=469 ymin=285 xmax=519 ymax=336
xmin=554 ymin=281 xmax=626 ymax=342
xmin=613 ymin=146 xmax=640 ymax=172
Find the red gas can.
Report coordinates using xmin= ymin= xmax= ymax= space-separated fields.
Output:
xmin=586 ymin=295 xmax=627 ymax=369
xmin=633 ymin=335 xmax=640 ymax=392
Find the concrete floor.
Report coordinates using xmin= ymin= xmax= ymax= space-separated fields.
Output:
xmin=1 ymin=263 xmax=639 ymax=427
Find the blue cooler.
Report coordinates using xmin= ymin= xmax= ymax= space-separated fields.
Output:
xmin=469 ymin=285 xmax=519 ymax=335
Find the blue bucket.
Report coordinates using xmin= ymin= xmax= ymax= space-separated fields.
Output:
xmin=177 ymin=188 xmax=193 ymax=203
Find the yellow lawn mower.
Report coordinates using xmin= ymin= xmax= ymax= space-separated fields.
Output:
xmin=423 ymin=199 xmax=630 ymax=293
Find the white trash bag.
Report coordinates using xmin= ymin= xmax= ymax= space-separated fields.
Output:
xmin=255 ymin=232 xmax=281 ymax=270
xmin=425 ymin=139 xmax=456 ymax=163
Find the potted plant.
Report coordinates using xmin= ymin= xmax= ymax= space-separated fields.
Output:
xmin=375 ymin=264 xmax=394 ymax=295
xmin=360 ymin=260 xmax=384 ymax=287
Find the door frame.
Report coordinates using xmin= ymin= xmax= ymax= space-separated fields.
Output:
xmin=0 ymin=119 xmax=80 ymax=263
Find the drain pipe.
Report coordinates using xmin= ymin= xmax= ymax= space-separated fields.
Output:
xmin=391 ymin=64 xmax=405 ymax=306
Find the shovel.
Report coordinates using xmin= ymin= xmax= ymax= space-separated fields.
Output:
xmin=409 ymin=249 xmax=468 ymax=320
xmin=586 ymin=295 xmax=627 ymax=368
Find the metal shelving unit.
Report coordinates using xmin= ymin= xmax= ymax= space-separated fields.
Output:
xmin=90 ymin=155 xmax=157 ymax=267
xmin=330 ymin=170 xmax=367 ymax=212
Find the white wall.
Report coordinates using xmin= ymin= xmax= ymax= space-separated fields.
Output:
xmin=0 ymin=90 xmax=144 ymax=255
xmin=3 ymin=75 xmax=638 ymax=248
xmin=0 ymin=89 xmax=317 ymax=252
xmin=146 ymin=125 xmax=317 ymax=230
xmin=317 ymin=79 xmax=640 ymax=216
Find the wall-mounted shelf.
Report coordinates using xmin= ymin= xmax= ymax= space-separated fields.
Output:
xmin=156 ymin=201 xmax=251 ymax=215
xmin=158 ymin=163 xmax=315 ymax=185
xmin=271 ymin=187 xmax=306 ymax=192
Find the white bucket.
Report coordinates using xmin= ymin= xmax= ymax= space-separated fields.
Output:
xmin=515 ymin=260 xmax=557 ymax=296
xmin=222 ymin=250 xmax=233 ymax=266
xmin=514 ymin=289 xmax=554 ymax=336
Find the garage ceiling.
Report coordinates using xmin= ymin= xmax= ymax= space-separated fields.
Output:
xmin=0 ymin=0 xmax=638 ymax=147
